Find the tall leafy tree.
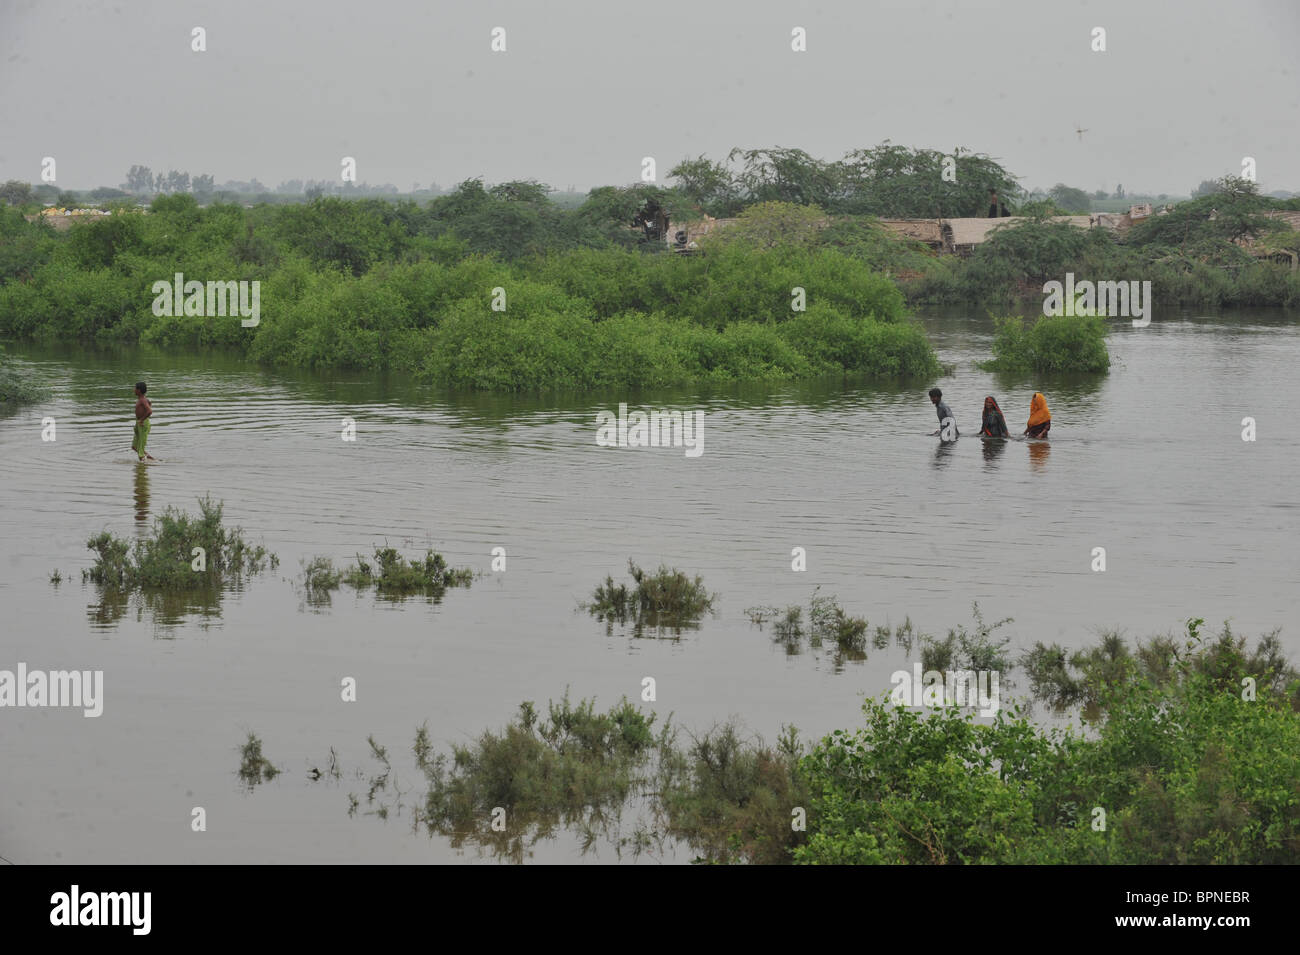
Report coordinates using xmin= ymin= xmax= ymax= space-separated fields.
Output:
xmin=125 ymin=165 xmax=154 ymax=194
xmin=668 ymin=156 xmax=742 ymax=217
xmin=833 ymin=143 xmax=1021 ymax=217
xmin=1048 ymin=183 xmax=1091 ymax=213
xmin=727 ymin=146 xmax=840 ymax=208
xmin=0 ymin=180 xmax=34 ymax=206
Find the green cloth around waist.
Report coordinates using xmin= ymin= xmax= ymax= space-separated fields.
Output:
xmin=132 ymin=418 xmax=151 ymax=454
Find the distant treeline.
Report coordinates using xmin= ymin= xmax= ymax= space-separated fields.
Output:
xmin=1 ymin=146 xmax=1298 ymax=390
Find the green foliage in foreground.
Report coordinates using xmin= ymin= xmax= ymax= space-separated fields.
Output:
xmin=982 ymin=313 xmax=1111 ymax=373
xmin=799 ymin=620 xmax=1300 ymax=864
xmin=1023 ymin=619 xmax=1300 ymax=715
xmin=84 ymin=495 xmax=276 ymax=591
xmin=300 ymin=618 xmax=1300 ymax=864
xmin=586 ymin=560 xmax=717 ymax=635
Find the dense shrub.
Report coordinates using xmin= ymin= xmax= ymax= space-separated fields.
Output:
xmin=4 ymin=176 xmax=1293 ymax=388
xmin=797 ymin=619 xmax=1300 ymax=864
xmin=983 ymin=313 xmax=1110 ymax=373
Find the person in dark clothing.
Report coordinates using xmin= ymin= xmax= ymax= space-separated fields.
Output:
xmin=987 ymin=189 xmax=1012 ymax=217
xmin=929 ymin=387 xmax=958 ymax=438
xmin=979 ymin=395 xmax=1009 ymax=437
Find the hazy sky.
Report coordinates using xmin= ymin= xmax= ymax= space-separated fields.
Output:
xmin=2 ymin=0 xmax=1297 ymax=196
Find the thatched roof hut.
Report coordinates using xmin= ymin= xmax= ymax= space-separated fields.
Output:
xmin=944 ymin=215 xmax=1094 ymax=254
xmin=877 ymin=219 xmax=945 ymax=248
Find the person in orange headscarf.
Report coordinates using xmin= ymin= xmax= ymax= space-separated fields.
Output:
xmin=1024 ymin=392 xmax=1051 ymax=438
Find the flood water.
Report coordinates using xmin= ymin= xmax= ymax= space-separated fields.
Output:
xmin=2 ymin=307 xmax=1298 ymax=863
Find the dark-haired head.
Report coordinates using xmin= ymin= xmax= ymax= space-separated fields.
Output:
xmin=928 ymin=388 xmax=942 ymax=400
xmin=135 ymin=381 xmax=147 ymax=395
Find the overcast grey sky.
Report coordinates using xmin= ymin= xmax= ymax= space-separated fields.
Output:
xmin=2 ymin=0 xmax=1297 ymax=195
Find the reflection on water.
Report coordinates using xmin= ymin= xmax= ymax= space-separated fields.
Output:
xmin=133 ymin=461 xmax=150 ymax=527
xmin=981 ymin=437 xmax=1007 ymax=466
xmin=932 ymin=439 xmax=958 ymax=468
xmin=1028 ymin=440 xmax=1051 ymax=472
xmin=87 ymin=586 xmax=223 ymax=634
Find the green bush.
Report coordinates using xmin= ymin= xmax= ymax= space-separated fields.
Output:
xmin=339 ymin=547 xmax=474 ymax=598
xmin=0 ymin=196 xmax=939 ymax=390
xmin=656 ymin=723 xmax=809 ymax=864
xmin=984 ymin=313 xmax=1110 ymax=373
xmin=84 ymin=495 xmax=276 ymax=591
xmin=238 ymin=733 xmax=281 ymax=789
xmin=587 ymin=560 xmax=717 ymax=636
xmin=797 ymin=619 xmax=1300 ymax=864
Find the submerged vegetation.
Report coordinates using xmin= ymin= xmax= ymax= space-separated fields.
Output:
xmin=342 ymin=548 xmax=474 ymax=597
xmin=84 ymin=495 xmax=276 ymax=591
xmin=265 ymin=615 xmax=1300 ymax=864
xmin=238 ymin=732 xmax=280 ymax=789
xmin=417 ymin=695 xmax=668 ymax=859
xmin=746 ymin=590 xmax=871 ymax=665
xmin=919 ymin=603 xmax=1016 ymax=674
xmin=585 ymin=560 xmax=717 ymax=636
xmin=301 ymin=548 xmax=474 ymax=604
xmin=305 ymin=693 xmax=804 ymax=864
xmin=77 ymin=496 xmax=275 ymax=627
xmin=745 ymin=596 xmax=1011 ymax=678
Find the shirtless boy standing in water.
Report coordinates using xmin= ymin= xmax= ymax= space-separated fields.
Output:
xmin=132 ymin=381 xmax=155 ymax=461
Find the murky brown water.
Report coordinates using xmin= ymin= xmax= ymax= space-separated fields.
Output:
xmin=2 ymin=307 xmax=1298 ymax=863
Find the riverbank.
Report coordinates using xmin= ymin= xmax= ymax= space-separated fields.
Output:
xmin=0 ymin=200 xmax=939 ymax=390
xmin=4 ymin=191 xmax=1297 ymax=392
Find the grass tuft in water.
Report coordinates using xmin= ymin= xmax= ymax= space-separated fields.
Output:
xmin=746 ymin=588 xmax=871 ymax=664
xmin=301 ymin=547 xmax=474 ymax=603
xmin=586 ymin=560 xmax=717 ymax=636
xmin=918 ymin=602 xmax=1014 ymax=673
xmin=84 ymin=495 xmax=276 ymax=592
xmin=238 ymin=732 xmax=280 ymax=789
xmin=301 ymin=556 xmax=342 ymax=592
